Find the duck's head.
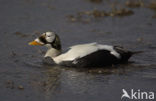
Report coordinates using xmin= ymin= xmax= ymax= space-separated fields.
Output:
xmin=29 ymin=32 xmax=61 ymax=50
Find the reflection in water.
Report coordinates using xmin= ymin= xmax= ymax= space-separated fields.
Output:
xmin=41 ymin=66 xmax=62 ymax=100
xmin=28 ymin=65 xmax=62 ymax=99
xmin=11 ymin=54 xmax=156 ymax=101
xmin=28 ymin=61 xmax=156 ymax=100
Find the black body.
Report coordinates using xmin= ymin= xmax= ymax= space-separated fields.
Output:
xmin=59 ymin=46 xmax=134 ymax=67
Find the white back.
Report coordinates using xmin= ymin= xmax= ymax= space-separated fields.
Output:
xmin=53 ymin=43 xmax=120 ymax=64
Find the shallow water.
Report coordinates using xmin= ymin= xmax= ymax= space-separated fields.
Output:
xmin=0 ymin=0 xmax=156 ymax=101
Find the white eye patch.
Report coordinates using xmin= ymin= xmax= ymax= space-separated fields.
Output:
xmin=45 ymin=32 xmax=55 ymax=43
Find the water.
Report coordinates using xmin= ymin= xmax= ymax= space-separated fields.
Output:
xmin=0 ymin=0 xmax=156 ymax=101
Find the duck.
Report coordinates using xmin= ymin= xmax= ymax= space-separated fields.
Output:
xmin=29 ymin=31 xmax=141 ymax=67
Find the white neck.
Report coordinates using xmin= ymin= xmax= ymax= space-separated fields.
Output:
xmin=44 ymin=47 xmax=61 ymax=58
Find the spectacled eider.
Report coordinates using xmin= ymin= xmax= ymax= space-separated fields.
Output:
xmin=29 ymin=32 xmax=141 ymax=67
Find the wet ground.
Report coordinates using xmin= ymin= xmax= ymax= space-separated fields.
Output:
xmin=0 ymin=0 xmax=156 ymax=101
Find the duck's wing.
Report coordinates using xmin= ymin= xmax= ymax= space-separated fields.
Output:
xmin=53 ymin=43 xmax=120 ymax=64
xmin=69 ymin=42 xmax=97 ymax=49
xmin=54 ymin=43 xmax=99 ymax=63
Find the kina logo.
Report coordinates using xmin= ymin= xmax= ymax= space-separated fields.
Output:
xmin=121 ymin=89 xmax=154 ymax=100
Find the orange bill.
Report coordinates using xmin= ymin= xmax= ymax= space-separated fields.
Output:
xmin=29 ymin=41 xmax=43 ymax=45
